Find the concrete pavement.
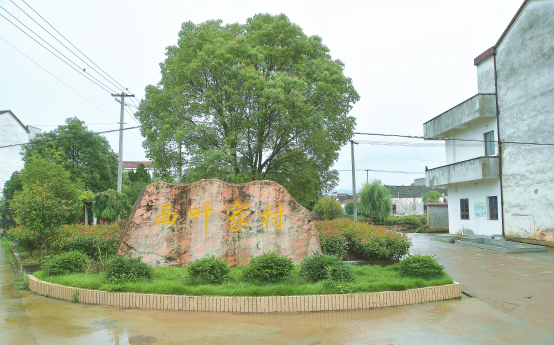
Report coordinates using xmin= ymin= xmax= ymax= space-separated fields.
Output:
xmin=409 ymin=233 xmax=554 ymax=337
xmin=1 ymin=235 xmax=554 ymax=344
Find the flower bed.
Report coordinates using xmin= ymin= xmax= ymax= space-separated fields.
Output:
xmin=316 ymin=219 xmax=411 ymax=260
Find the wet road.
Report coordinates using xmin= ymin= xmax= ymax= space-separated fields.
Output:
xmin=2 ymin=235 xmax=554 ymax=344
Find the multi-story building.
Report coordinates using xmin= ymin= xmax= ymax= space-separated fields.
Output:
xmin=424 ymin=0 xmax=554 ymax=244
xmin=0 ymin=110 xmax=41 ymax=193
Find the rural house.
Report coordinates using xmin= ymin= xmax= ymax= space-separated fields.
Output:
xmin=424 ymin=0 xmax=554 ymax=244
xmin=0 ymin=110 xmax=41 ymax=192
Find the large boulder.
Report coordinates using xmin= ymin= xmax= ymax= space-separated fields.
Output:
xmin=118 ymin=179 xmax=321 ymax=266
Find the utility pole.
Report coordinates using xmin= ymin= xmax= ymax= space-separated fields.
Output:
xmin=350 ymin=140 xmax=359 ymax=221
xmin=365 ymin=169 xmax=369 ymax=183
xmin=112 ymin=93 xmax=135 ymax=193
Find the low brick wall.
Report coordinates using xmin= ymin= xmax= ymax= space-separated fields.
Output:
xmin=28 ymin=275 xmax=461 ymax=313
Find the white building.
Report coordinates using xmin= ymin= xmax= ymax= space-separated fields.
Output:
xmin=387 ymin=185 xmax=447 ymax=217
xmin=424 ymin=0 xmax=554 ymax=244
xmin=122 ymin=161 xmax=156 ymax=179
xmin=0 ymin=110 xmax=41 ymax=193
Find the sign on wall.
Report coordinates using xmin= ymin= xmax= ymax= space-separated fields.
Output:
xmin=474 ymin=202 xmax=486 ymax=217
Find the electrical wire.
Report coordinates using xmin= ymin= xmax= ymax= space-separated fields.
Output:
xmin=0 ymin=6 xmax=118 ymax=94
xmin=0 ymin=36 xmax=119 ymax=122
xmin=354 ymin=132 xmax=554 ymax=147
xmin=19 ymin=0 xmax=135 ymax=96
xmin=0 ymin=126 xmax=141 ymax=149
xmin=9 ymin=0 xmax=124 ymax=93
xmin=336 ymin=169 xmax=425 ymax=174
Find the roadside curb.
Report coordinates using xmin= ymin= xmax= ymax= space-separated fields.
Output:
xmin=28 ymin=275 xmax=461 ymax=313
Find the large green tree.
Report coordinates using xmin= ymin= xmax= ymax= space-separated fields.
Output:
xmin=0 ymin=170 xmax=22 ymax=220
xmin=12 ymin=153 xmax=83 ymax=260
xmin=21 ymin=117 xmax=118 ymax=192
xmin=135 ymin=14 xmax=359 ymax=208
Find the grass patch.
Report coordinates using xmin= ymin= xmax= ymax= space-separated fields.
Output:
xmin=1 ymin=239 xmax=17 ymax=267
xmin=34 ymin=263 xmax=454 ymax=297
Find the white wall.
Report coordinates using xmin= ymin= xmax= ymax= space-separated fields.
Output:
xmin=447 ymin=180 xmax=502 ymax=236
xmin=0 ymin=113 xmax=36 ymax=193
xmin=445 ymin=116 xmax=498 ymax=164
xmin=495 ymin=0 xmax=554 ymax=242
xmin=477 ymin=55 xmax=495 ymax=94
xmin=392 ymin=197 xmax=424 ymax=216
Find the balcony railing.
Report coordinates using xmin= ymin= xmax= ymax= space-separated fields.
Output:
xmin=424 ymin=94 xmax=496 ymax=137
xmin=426 ymin=156 xmax=499 ymax=187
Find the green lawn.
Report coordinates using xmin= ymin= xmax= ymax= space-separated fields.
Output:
xmin=34 ymin=264 xmax=454 ymax=297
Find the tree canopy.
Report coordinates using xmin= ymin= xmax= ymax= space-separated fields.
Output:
xmin=0 ymin=170 xmax=22 ymax=220
xmin=358 ymin=180 xmax=391 ymax=223
xmin=12 ymin=153 xmax=83 ymax=256
xmin=135 ymin=13 xmax=359 ymax=208
xmin=21 ymin=117 xmax=118 ymax=193
xmin=423 ymin=191 xmax=443 ymax=204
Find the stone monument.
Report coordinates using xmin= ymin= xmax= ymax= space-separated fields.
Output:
xmin=118 ymin=179 xmax=321 ymax=266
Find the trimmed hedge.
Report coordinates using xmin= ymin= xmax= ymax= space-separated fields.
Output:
xmin=42 ymin=251 xmax=90 ymax=276
xmin=242 ymin=252 xmax=294 ymax=283
xmin=188 ymin=256 xmax=230 ymax=284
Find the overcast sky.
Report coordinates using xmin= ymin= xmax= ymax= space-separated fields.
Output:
xmin=0 ymin=0 xmax=524 ymax=192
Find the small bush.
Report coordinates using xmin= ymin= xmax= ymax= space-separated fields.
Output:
xmin=105 ymin=256 xmax=153 ymax=282
xmin=187 ymin=256 xmax=230 ymax=284
xmin=344 ymin=201 xmax=353 ymax=215
xmin=300 ymin=252 xmax=355 ymax=283
xmin=319 ymin=233 xmax=347 ymax=259
xmin=242 ymin=252 xmax=294 ymax=283
xmin=312 ymin=197 xmax=344 ymax=220
xmin=400 ymin=254 xmax=444 ymax=277
xmin=42 ymin=251 xmax=90 ymax=276
xmin=311 ymin=215 xmax=323 ymax=221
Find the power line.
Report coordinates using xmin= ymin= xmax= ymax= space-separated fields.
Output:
xmin=0 ymin=126 xmax=141 ymax=149
xmin=9 ymin=0 xmax=124 ymax=93
xmin=0 ymin=11 xmax=115 ymax=94
xmin=0 ymin=35 xmax=118 ymax=122
xmin=19 ymin=0 xmax=134 ymax=96
xmin=354 ymin=132 xmax=554 ymax=147
xmin=336 ymin=169 xmax=424 ymax=174
xmin=0 ymin=6 xmax=118 ymax=94
xmin=359 ymin=151 xmax=445 ymax=163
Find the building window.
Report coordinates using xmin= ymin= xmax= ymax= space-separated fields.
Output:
xmin=489 ymin=196 xmax=498 ymax=220
xmin=392 ymin=204 xmax=397 ymax=215
xmin=460 ymin=199 xmax=469 ymax=220
xmin=484 ymin=131 xmax=495 ymax=156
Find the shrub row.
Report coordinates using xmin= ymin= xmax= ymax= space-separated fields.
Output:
xmin=6 ymin=223 xmax=124 ymax=259
xmin=316 ymin=219 xmax=411 ymax=260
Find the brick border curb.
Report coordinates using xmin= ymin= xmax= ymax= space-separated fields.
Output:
xmin=28 ymin=275 xmax=461 ymax=313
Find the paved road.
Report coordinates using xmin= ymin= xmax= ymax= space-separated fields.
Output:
xmin=1 ymin=235 xmax=553 ymax=344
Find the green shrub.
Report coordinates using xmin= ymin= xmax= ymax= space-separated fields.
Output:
xmin=315 ymin=219 xmax=411 ymax=261
xmin=344 ymin=201 xmax=353 ymax=215
xmin=300 ymin=252 xmax=355 ymax=283
xmin=42 ymin=251 xmax=90 ymax=276
xmin=187 ymin=256 xmax=230 ymax=284
xmin=50 ymin=223 xmax=122 ymax=259
xmin=105 ymin=256 xmax=153 ymax=282
xmin=242 ymin=252 xmax=294 ymax=283
xmin=312 ymin=197 xmax=344 ymax=220
xmin=319 ymin=233 xmax=347 ymax=259
xmin=8 ymin=226 xmax=40 ymax=255
xmin=400 ymin=254 xmax=444 ymax=277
